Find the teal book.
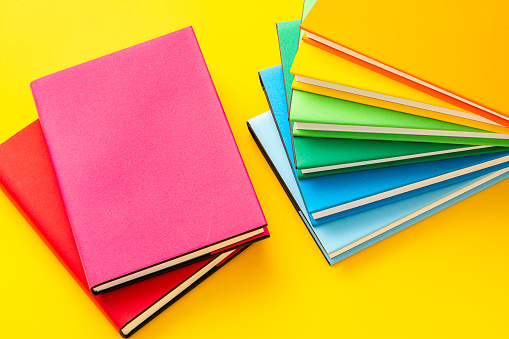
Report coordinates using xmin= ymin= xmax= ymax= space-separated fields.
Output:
xmin=276 ymin=0 xmax=317 ymax=107
xmin=259 ymin=66 xmax=508 ymax=179
xmin=295 ymin=137 xmax=506 ymax=178
xmin=291 ymin=90 xmax=509 ymax=147
xmin=276 ymin=20 xmax=300 ymax=106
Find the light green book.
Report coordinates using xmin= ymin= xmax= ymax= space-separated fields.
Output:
xmin=291 ymin=90 xmax=509 ymax=147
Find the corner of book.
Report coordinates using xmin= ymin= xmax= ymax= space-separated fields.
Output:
xmin=119 ymin=327 xmax=131 ymax=339
xmin=258 ymin=72 xmax=267 ymax=91
xmin=181 ymin=25 xmax=195 ymax=39
xmin=29 ymin=78 xmax=39 ymax=93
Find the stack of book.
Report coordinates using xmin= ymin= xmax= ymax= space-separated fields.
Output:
xmin=248 ymin=0 xmax=508 ymax=264
xmin=0 ymin=27 xmax=269 ymax=337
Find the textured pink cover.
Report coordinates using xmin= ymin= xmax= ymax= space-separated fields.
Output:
xmin=30 ymin=26 xmax=266 ymax=289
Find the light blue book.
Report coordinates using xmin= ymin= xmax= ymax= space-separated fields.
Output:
xmin=247 ymin=111 xmax=509 ymax=264
xmin=259 ymin=65 xmax=509 ymax=225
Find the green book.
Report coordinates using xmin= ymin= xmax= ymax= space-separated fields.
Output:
xmin=294 ymin=136 xmax=506 ymax=178
xmin=276 ymin=20 xmax=300 ymax=106
xmin=291 ymin=90 xmax=509 ymax=147
xmin=276 ymin=0 xmax=317 ymax=107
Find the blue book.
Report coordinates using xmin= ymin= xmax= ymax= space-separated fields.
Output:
xmin=259 ymin=66 xmax=509 ymax=225
xmin=247 ymin=111 xmax=509 ymax=264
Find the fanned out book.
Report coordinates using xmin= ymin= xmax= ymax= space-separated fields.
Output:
xmin=251 ymin=0 xmax=509 ymax=264
xmin=274 ymin=11 xmax=509 ymax=178
xmin=287 ymin=4 xmax=509 ymax=141
xmin=248 ymin=111 xmax=509 ymax=264
xmin=259 ymin=65 xmax=509 ymax=225
xmin=260 ymin=65 xmax=507 ymax=179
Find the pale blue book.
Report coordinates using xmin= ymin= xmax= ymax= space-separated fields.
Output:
xmin=248 ymin=111 xmax=509 ymax=264
xmin=259 ymin=65 xmax=509 ymax=225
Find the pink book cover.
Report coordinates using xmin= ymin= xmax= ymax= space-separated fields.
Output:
xmin=30 ymin=26 xmax=267 ymax=294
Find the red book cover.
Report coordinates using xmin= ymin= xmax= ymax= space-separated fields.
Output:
xmin=0 ymin=121 xmax=269 ymax=337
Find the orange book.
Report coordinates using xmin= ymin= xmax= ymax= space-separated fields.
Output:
xmin=290 ymin=37 xmax=509 ymax=135
xmin=301 ymin=0 xmax=509 ymax=126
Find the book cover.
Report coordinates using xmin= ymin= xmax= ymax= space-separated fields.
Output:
xmin=30 ymin=26 xmax=267 ymax=294
xmin=294 ymin=136 xmax=505 ymax=178
xmin=248 ymin=111 xmax=509 ymax=264
xmin=290 ymin=38 xmax=509 ymax=134
xmin=291 ymin=90 xmax=509 ymax=147
xmin=276 ymin=0 xmax=316 ymax=107
xmin=301 ymin=0 xmax=509 ymax=126
xmin=0 ymin=120 xmax=269 ymax=337
xmin=276 ymin=20 xmax=300 ymax=106
xmin=259 ymin=65 xmax=506 ymax=178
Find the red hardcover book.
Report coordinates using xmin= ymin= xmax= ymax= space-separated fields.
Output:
xmin=0 ymin=121 xmax=269 ymax=337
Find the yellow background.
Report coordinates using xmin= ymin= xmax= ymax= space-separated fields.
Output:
xmin=0 ymin=1 xmax=508 ymax=338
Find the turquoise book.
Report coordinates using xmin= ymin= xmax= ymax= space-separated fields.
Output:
xmin=276 ymin=20 xmax=300 ymax=106
xmin=277 ymin=0 xmax=317 ymax=107
xmin=247 ymin=111 xmax=509 ymax=264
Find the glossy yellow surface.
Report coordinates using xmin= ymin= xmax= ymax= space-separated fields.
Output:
xmin=1 ymin=1 xmax=508 ymax=338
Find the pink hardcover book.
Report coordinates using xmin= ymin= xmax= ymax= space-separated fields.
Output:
xmin=30 ymin=26 xmax=267 ymax=295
